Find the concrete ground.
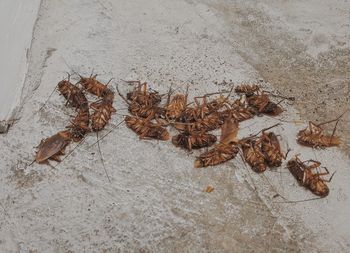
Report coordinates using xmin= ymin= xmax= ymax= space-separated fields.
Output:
xmin=0 ymin=0 xmax=349 ymax=252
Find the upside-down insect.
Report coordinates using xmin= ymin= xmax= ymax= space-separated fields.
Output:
xmin=165 ymin=94 xmax=188 ymax=120
xmin=90 ymin=100 xmax=116 ymax=132
xmin=240 ymin=138 xmax=266 ymax=173
xmin=58 ymin=78 xmax=88 ymax=109
xmin=175 ymin=112 xmax=224 ymax=132
xmin=125 ymin=115 xmax=170 ymax=141
xmin=235 ymin=84 xmax=260 ymax=97
xmin=35 ymin=130 xmax=72 ymax=164
xmin=194 ymin=118 xmax=239 ymax=168
xmin=247 ymin=94 xmax=283 ymax=116
xmin=220 ymin=100 xmax=254 ymax=122
xmin=78 ymin=74 xmax=112 ymax=98
xmin=297 ymin=117 xmax=342 ymax=148
xmin=126 ymin=81 xmax=162 ymax=106
xmin=172 ymin=129 xmax=217 ymax=151
xmin=117 ymin=84 xmax=163 ymax=119
xmin=66 ymin=108 xmax=90 ymax=141
xmin=261 ymin=131 xmax=287 ymax=167
xmin=287 ymin=156 xmax=334 ymax=197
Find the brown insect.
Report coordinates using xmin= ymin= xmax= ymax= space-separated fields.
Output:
xmin=165 ymin=94 xmax=188 ymax=120
xmin=179 ymin=93 xmax=229 ymax=123
xmin=125 ymin=81 xmax=162 ymax=106
xmin=66 ymin=108 xmax=90 ymax=142
xmin=35 ymin=130 xmax=72 ymax=164
xmin=125 ymin=115 xmax=170 ymax=140
xmin=194 ymin=118 xmax=239 ymax=168
xmin=247 ymin=94 xmax=283 ymax=116
xmin=235 ymin=84 xmax=260 ymax=96
xmin=241 ymin=138 xmax=266 ymax=173
xmin=90 ymin=100 xmax=116 ymax=132
xmin=297 ymin=118 xmax=342 ymax=148
xmin=58 ymin=78 xmax=88 ymax=109
xmin=78 ymin=74 xmax=112 ymax=98
xmin=261 ymin=131 xmax=287 ymax=167
xmin=220 ymin=101 xmax=254 ymax=122
xmin=175 ymin=112 xmax=224 ymax=132
xmin=117 ymin=84 xmax=163 ymax=119
xmin=172 ymin=129 xmax=217 ymax=151
xmin=287 ymin=156 xmax=334 ymax=197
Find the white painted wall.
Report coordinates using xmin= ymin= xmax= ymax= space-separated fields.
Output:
xmin=0 ymin=0 xmax=41 ymax=121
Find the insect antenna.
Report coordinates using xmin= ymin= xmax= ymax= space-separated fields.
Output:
xmin=96 ymin=131 xmax=111 ymax=183
xmin=273 ymin=197 xmax=325 ymax=204
xmin=61 ymin=56 xmax=81 ymax=78
xmin=37 ymin=86 xmax=58 ymax=113
xmin=263 ymin=91 xmax=295 ymax=101
xmin=115 ymin=84 xmax=130 ymax=105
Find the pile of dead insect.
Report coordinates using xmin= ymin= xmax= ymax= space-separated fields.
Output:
xmin=34 ymin=74 xmax=116 ymax=164
xmin=117 ymin=82 xmax=343 ymax=198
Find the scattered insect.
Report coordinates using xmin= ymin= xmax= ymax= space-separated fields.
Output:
xmin=58 ymin=77 xmax=88 ymax=109
xmin=220 ymin=101 xmax=254 ymax=122
xmin=287 ymin=155 xmax=334 ymax=197
xmin=66 ymin=108 xmax=90 ymax=142
xmin=195 ymin=118 xmax=239 ymax=168
xmin=235 ymin=84 xmax=260 ymax=96
xmin=90 ymin=100 xmax=116 ymax=132
xmin=241 ymin=138 xmax=266 ymax=173
xmin=297 ymin=116 xmax=342 ymax=148
xmin=125 ymin=115 xmax=170 ymax=141
xmin=172 ymin=129 xmax=217 ymax=151
xmin=35 ymin=130 xmax=72 ymax=164
xmin=78 ymin=74 xmax=112 ymax=98
xmin=117 ymin=84 xmax=163 ymax=119
xmin=261 ymin=131 xmax=287 ymax=167
xmin=125 ymin=81 xmax=162 ymax=106
xmin=175 ymin=112 xmax=224 ymax=132
xmin=247 ymin=94 xmax=283 ymax=116
xmin=165 ymin=94 xmax=188 ymax=120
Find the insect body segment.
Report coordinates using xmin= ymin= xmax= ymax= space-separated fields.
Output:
xmin=287 ymin=156 xmax=332 ymax=197
xmin=35 ymin=131 xmax=72 ymax=164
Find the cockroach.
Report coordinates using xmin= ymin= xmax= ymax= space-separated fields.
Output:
xmin=240 ymin=138 xmax=266 ymax=173
xmin=58 ymin=78 xmax=88 ymax=109
xmin=220 ymin=101 xmax=254 ymax=122
xmin=261 ymin=131 xmax=286 ymax=167
xmin=172 ymin=130 xmax=217 ymax=151
xmin=66 ymin=108 xmax=90 ymax=142
xmin=175 ymin=112 xmax=224 ymax=132
xmin=194 ymin=118 xmax=239 ymax=168
xmin=165 ymin=94 xmax=188 ymax=120
xmin=78 ymin=74 xmax=112 ymax=98
xmin=180 ymin=92 xmax=230 ymax=122
xmin=128 ymin=102 xmax=165 ymax=119
xmin=35 ymin=130 xmax=72 ymax=164
xmin=125 ymin=115 xmax=170 ymax=141
xmin=117 ymin=84 xmax=163 ymax=119
xmin=126 ymin=81 xmax=161 ymax=106
xmin=235 ymin=84 xmax=260 ymax=96
xmin=297 ymin=117 xmax=342 ymax=148
xmin=287 ymin=156 xmax=334 ymax=197
xmin=247 ymin=94 xmax=283 ymax=116
xmin=90 ymin=100 xmax=116 ymax=132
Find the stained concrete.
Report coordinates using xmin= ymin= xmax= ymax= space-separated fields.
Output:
xmin=0 ymin=0 xmax=349 ymax=252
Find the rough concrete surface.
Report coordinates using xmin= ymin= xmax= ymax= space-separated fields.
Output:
xmin=0 ymin=0 xmax=349 ymax=252
xmin=0 ymin=0 xmax=41 ymax=122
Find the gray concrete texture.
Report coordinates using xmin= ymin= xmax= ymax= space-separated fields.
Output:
xmin=0 ymin=0 xmax=350 ymax=252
